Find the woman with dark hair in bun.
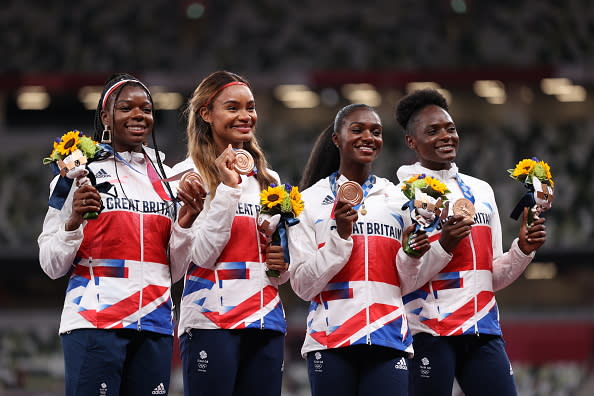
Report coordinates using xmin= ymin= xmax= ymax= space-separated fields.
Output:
xmin=38 ymin=73 xmax=194 ymax=396
xmin=288 ymin=103 xmax=431 ymax=396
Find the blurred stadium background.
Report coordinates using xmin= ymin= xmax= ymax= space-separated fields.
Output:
xmin=1 ymin=0 xmax=593 ymax=395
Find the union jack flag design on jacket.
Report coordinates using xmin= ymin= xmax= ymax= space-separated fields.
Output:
xmin=289 ymin=175 xmax=424 ymax=357
xmin=39 ymin=149 xmax=186 ymax=335
xmin=397 ymin=163 xmax=535 ymax=337
xmin=175 ymin=165 xmax=287 ymax=334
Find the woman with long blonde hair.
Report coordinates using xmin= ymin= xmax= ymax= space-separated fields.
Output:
xmin=171 ymin=71 xmax=288 ymax=396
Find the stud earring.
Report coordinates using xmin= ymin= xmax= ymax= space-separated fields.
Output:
xmin=101 ymin=125 xmax=112 ymax=144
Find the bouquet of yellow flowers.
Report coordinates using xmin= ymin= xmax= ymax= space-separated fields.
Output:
xmin=258 ymin=184 xmax=304 ymax=277
xmin=43 ymin=130 xmax=100 ymax=170
xmin=508 ymin=157 xmax=554 ymax=225
xmin=43 ymin=130 xmax=104 ymax=219
xmin=400 ymin=174 xmax=450 ymax=256
xmin=401 ymin=174 xmax=450 ymax=202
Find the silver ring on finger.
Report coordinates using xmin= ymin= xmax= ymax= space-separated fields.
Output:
xmin=82 ymin=199 xmax=86 ymax=206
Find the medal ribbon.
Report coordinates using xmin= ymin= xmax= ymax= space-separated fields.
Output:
xmin=100 ymin=144 xmax=145 ymax=175
xmin=102 ymin=144 xmax=173 ymax=201
xmin=455 ymin=174 xmax=475 ymax=204
xmin=145 ymin=155 xmax=172 ymax=201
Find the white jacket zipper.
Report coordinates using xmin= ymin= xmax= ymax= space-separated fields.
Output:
xmin=469 ymin=231 xmax=479 ymax=336
xmin=89 ymin=257 xmax=97 ymax=303
xmin=364 ymin=221 xmax=371 ymax=345
xmin=138 ymin=211 xmax=144 ymax=331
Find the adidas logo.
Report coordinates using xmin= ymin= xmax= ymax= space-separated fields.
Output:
xmin=95 ymin=169 xmax=111 ymax=178
xmin=395 ymin=357 xmax=408 ymax=370
xmin=152 ymin=383 xmax=166 ymax=395
xmin=321 ymin=195 xmax=335 ymax=205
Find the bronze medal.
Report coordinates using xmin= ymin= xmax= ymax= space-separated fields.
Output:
xmin=337 ymin=181 xmax=364 ymax=206
xmin=179 ymin=171 xmax=204 ymax=194
xmin=234 ymin=149 xmax=255 ymax=174
xmin=452 ymin=198 xmax=476 ymax=219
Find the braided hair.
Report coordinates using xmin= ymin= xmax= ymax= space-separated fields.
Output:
xmin=94 ymin=73 xmax=150 ymax=140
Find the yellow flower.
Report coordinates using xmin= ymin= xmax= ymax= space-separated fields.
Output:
xmin=55 ymin=131 xmax=81 ymax=156
xmin=405 ymin=175 xmax=419 ymax=184
xmin=50 ymin=141 xmax=60 ymax=159
xmin=260 ymin=185 xmax=287 ymax=209
xmin=426 ymin=176 xmax=448 ymax=195
xmin=289 ymin=186 xmax=304 ymax=217
xmin=289 ymin=186 xmax=301 ymax=201
xmin=538 ymin=161 xmax=554 ymax=185
xmin=512 ymin=158 xmax=536 ymax=177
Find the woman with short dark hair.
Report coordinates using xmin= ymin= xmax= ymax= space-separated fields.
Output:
xmin=395 ymin=89 xmax=547 ymax=396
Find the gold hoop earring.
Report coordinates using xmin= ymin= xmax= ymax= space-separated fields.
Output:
xmin=101 ymin=125 xmax=112 ymax=144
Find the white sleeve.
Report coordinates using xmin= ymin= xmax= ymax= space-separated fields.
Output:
xmin=168 ymin=219 xmax=194 ymax=283
xmin=397 ymin=240 xmax=453 ymax=295
xmin=408 ymin=240 xmax=453 ymax=293
xmin=169 ymin=158 xmax=195 ymax=178
xmin=37 ymin=178 xmax=84 ymax=279
xmin=394 ymin=209 xmax=424 ymax=295
xmin=491 ymin=197 xmax=535 ymax=291
xmin=187 ymin=182 xmax=242 ymax=270
xmin=396 ymin=249 xmax=421 ymax=296
xmin=288 ymin=209 xmax=353 ymax=301
xmin=492 ymin=238 xmax=534 ymax=291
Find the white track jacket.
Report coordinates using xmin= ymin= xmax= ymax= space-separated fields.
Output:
xmin=288 ymin=174 xmax=450 ymax=357
xmin=171 ymin=159 xmax=288 ymax=335
xmin=39 ymin=148 xmax=190 ymax=335
xmin=397 ymin=163 xmax=535 ymax=337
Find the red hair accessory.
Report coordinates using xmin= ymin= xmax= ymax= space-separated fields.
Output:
xmin=101 ymin=79 xmax=150 ymax=111
xmin=203 ymin=81 xmax=249 ymax=108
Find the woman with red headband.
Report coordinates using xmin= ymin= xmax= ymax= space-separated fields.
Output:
xmin=171 ymin=71 xmax=288 ymax=396
xmin=38 ymin=73 xmax=196 ymax=396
